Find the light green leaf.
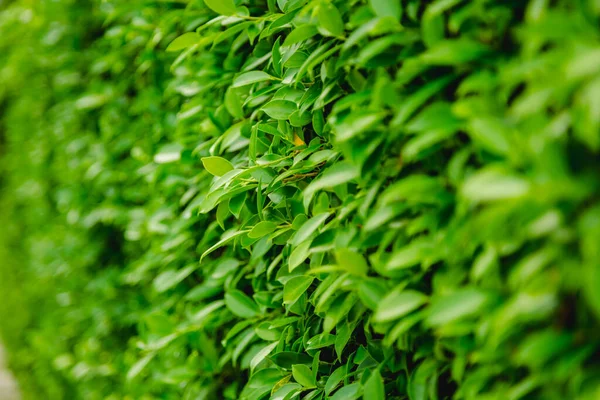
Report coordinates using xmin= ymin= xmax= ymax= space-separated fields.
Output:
xmin=461 ymin=168 xmax=531 ymax=202
xmin=335 ymin=248 xmax=368 ymax=276
xmin=369 ymin=0 xmax=401 ymax=21
xmin=204 ymin=0 xmax=237 ymax=15
xmin=201 ymin=230 xmax=249 ymax=261
xmin=364 ymin=369 xmax=385 ymax=400
xmin=126 ymin=353 xmax=156 ymax=382
xmin=166 ymin=32 xmax=199 ymax=52
xmin=304 ymin=162 xmax=359 ymax=209
xmin=154 ymin=143 xmax=183 ymax=164
xmin=283 ymin=25 xmax=319 ymax=47
xmin=289 ymin=240 xmax=311 ymax=272
xmin=358 ymin=279 xmax=387 ymax=310
xmin=213 ymin=21 xmax=253 ymax=47
xmin=291 ymin=213 xmax=330 ymax=246
xmin=325 ymin=366 xmax=346 ymax=395
xmin=153 ymin=265 xmax=195 ymax=293
xmin=333 ymin=111 xmax=386 ymax=143
xmin=334 ymin=322 xmax=353 ymax=360
xmin=467 ymin=117 xmax=512 ymax=156
xmin=261 ymin=100 xmax=298 ymax=120
xmin=420 ymin=38 xmax=489 ymax=65
xmin=225 ymin=289 xmax=260 ymax=318
xmin=201 ymin=156 xmax=235 ymax=177
xmin=385 ymin=240 xmax=434 ymax=271
xmin=225 ymin=87 xmax=244 ymax=119
xmin=292 ymin=364 xmax=316 ymax=388
xmin=232 ymin=71 xmax=275 ymax=88
xmin=306 ymin=332 xmax=336 ymax=350
xmin=425 ymin=288 xmax=490 ymax=327
xmin=317 ymin=2 xmax=345 ymax=37
xmin=283 ymin=275 xmax=314 ymax=305
xmin=374 ymin=289 xmax=428 ymax=323
xmin=249 ymin=221 xmax=279 ymax=239
xmin=250 ymin=342 xmax=279 ymax=372
xmin=331 ymin=382 xmax=361 ymax=400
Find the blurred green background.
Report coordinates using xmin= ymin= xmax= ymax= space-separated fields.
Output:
xmin=2 ymin=0 xmax=600 ymax=399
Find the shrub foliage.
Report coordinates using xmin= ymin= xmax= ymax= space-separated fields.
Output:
xmin=1 ymin=0 xmax=600 ymax=399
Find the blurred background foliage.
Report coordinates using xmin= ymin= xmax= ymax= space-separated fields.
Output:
xmin=1 ymin=0 xmax=600 ymax=399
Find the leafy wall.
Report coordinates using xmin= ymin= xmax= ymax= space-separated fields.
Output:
xmin=1 ymin=0 xmax=600 ymax=399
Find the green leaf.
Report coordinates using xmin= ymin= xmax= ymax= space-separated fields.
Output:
xmin=283 ymin=25 xmax=319 ymax=47
xmin=154 ymin=143 xmax=183 ymax=164
xmin=425 ymin=289 xmax=490 ymax=327
xmin=373 ymin=289 xmax=428 ymax=323
xmin=369 ymin=0 xmax=401 ymax=21
xmin=514 ymin=330 xmax=573 ymax=369
xmin=291 ymin=213 xmax=330 ymax=246
xmin=232 ymin=71 xmax=275 ymax=88
xmin=270 ymin=352 xmax=312 ymax=369
xmin=201 ymin=156 xmax=235 ymax=176
xmin=292 ymin=364 xmax=316 ymax=388
xmin=420 ymin=38 xmax=489 ymax=65
xmin=333 ymin=111 xmax=386 ymax=143
xmin=126 ymin=353 xmax=156 ymax=381
xmin=225 ymin=290 xmax=260 ymax=318
xmin=283 ymin=275 xmax=314 ymax=305
xmin=166 ymin=32 xmax=199 ymax=52
xmin=385 ymin=240 xmax=434 ymax=271
xmin=335 ymin=248 xmax=368 ymax=276
xmin=204 ymin=0 xmax=237 ymax=15
xmin=271 ymin=383 xmax=303 ymax=400
xmin=213 ymin=22 xmax=253 ymax=47
xmin=330 ymin=382 xmax=361 ymax=400
xmin=261 ymin=100 xmax=298 ymax=120
xmin=466 ymin=117 xmax=512 ymax=156
xmin=153 ymin=265 xmax=195 ymax=293
xmin=304 ymin=163 xmax=359 ymax=209
xmin=365 ymin=369 xmax=385 ymax=400
xmin=272 ymin=37 xmax=283 ymax=77
xmin=289 ymin=240 xmax=311 ymax=272
xmin=277 ymin=0 xmax=308 ymax=13
xmin=461 ymin=168 xmax=531 ymax=203
xmin=250 ymin=342 xmax=279 ymax=371
xmin=317 ymin=2 xmax=345 ymax=37
xmin=225 ymin=87 xmax=244 ymax=119
xmin=357 ymin=279 xmax=387 ymax=310
xmin=335 ymin=321 xmax=353 ymax=359
xmin=306 ymin=332 xmax=336 ymax=350
xmin=325 ymin=366 xmax=346 ymax=395
xmin=249 ymin=221 xmax=279 ymax=239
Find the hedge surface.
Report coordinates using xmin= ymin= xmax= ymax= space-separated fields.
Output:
xmin=1 ymin=0 xmax=600 ymax=399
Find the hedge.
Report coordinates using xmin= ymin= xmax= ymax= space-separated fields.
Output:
xmin=1 ymin=0 xmax=600 ymax=399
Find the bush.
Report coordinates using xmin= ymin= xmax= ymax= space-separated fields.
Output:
xmin=1 ymin=0 xmax=600 ymax=399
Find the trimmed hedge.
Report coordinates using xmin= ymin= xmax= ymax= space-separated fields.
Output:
xmin=1 ymin=0 xmax=600 ymax=399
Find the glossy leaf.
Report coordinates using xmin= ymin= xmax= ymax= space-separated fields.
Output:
xmin=166 ymin=32 xmax=199 ymax=52
xmin=283 ymin=275 xmax=314 ymax=305
xmin=261 ymin=100 xmax=298 ymax=120
xmin=317 ymin=2 xmax=345 ymax=37
xmin=204 ymin=0 xmax=237 ymax=15
xmin=201 ymin=156 xmax=235 ymax=176
xmin=232 ymin=71 xmax=276 ymax=88
xmin=292 ymin=364 xmax=316 ymax=388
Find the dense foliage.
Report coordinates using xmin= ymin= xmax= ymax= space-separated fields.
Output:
xmin=1 ymin=0 xmax=600 ymax=399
